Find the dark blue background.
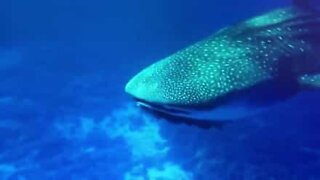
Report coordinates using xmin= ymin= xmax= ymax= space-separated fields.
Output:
xmin=1 ymin=0 xmax=319 ymax=179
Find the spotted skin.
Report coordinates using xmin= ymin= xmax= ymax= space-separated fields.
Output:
xmin=125 ymin=7 xmax=320 ymax=108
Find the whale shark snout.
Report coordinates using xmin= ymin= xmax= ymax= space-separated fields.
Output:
xmin=125 ymin=57 xmax=206 ymax=106
xmin=125 ymin=62 xmax=168 ymax=105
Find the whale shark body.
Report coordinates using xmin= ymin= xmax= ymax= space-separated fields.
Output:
xmin=125 ymin=0 xmax=320 ymax=128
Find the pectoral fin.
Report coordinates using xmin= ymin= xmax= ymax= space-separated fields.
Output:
xmin=298 ymin=74 xmax=320 ymax=89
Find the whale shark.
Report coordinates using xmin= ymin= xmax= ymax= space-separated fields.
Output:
xmin=125 ymin=0 xmax=320 ymax=128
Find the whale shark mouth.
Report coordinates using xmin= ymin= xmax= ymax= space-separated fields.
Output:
xmin=133 ymin=99 xmax=227 ymax=129
xmin=136 ymin=100 xmax=189 ymax=115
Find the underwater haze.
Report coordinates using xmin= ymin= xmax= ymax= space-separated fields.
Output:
xmin=1 ymin=0 xmax=320 ymax=179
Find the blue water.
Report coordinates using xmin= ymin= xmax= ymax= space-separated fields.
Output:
xmin=1 ymin=0 xmax=320 ymax=179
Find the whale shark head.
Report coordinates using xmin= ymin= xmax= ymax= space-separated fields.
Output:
xmin=125 ymin=2 xmax=320 ymax=126
xmin=125 ymin=40 xmax=266 ymax=107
